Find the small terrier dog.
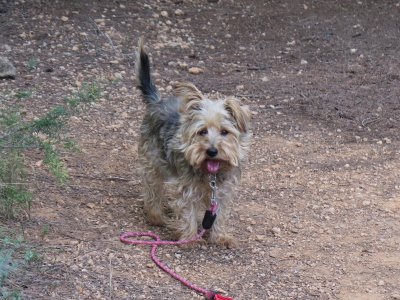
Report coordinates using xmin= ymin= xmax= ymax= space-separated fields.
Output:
xmin=136 ymin=39 xmax=250 ymax=247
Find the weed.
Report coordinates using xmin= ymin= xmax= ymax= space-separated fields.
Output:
xmin=24 ymin=249 xmax=41 ymax=263
xmin=26 ymin=58 xmax=37 ymax=71
xmin=41 ymin=141 xmax=68 ymax=184
xmin=66 ymin=82 xmax=101 ymax=108
xmin=40 ymin=224 xmax=50 ymax=239
xmin=0 ymin=82 xmax=102 ymax=218
xmin=0 ymin=229 xmax=33 ymax=299
xmin=14 ymin=90 xmax=32 ymax=100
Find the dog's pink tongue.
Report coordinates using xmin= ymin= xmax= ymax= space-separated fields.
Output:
xmin=206 ymin=160 xmax=220 ymax=174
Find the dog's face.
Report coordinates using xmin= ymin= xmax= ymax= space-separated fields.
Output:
xmin=174 ymin=83 xmax=250 ymax=174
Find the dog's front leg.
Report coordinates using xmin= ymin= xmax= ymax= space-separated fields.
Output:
xmin=174 ymin=185 xmax=201 ymax=241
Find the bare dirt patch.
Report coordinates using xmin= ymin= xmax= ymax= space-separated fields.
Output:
xmin=1 ymin=0 xmax=399 ymax=299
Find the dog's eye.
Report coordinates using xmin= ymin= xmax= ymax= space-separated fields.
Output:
xmin=198 ymin=129 xmax=208 ymax=136
xmin=221 ymin=129 xmax=229 ymax=136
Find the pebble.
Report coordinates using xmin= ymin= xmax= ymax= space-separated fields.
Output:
xmin=300 ymin=59 xmax=308 ymax=65
xmin=86 ymin=203 xmax=95 ymax=209
xmin=174 ymin=9 xmax=184 ymax=16
xmin=188 ymin=67 xmax=203 ymax=74
xmin=160 ymin=11 xmax=168 ymax=17
xmin=255 ymin=235 xmax=264 ymax=242
xmin=272 ymin=227 xmax=281 ymax=236
xmin=0 ymin=57 xmax=16 ymax=79
xmin=383 ymin=137 xmax=392 ymax=144
xmin=61 ymin=16 xmax=69 ymax=22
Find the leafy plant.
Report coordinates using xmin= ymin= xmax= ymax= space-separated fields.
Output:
xmin=26 ymin=58 xmax=37 ymax=71
xmin=0 ymin=82 xmax=102 ymax=218
xmin=0 ymin=229 xmax=32 ymax=299
xmin=24 ymin=249 xmax=41 ymax=263
xmin=15 ymin=90 xmax=32 ymax=100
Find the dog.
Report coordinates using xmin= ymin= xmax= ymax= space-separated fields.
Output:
xmin=136 ymin=39 xmax=251 ymax=247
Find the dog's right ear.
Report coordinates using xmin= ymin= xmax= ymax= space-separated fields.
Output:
xmin=173 ymin=82 xmax=204 ymax=111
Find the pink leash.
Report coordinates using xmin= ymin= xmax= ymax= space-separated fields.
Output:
xmin=120 ymin=201 xmax=234 ymax=300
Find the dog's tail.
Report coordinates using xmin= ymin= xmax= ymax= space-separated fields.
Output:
xmin=136 ymin=38 xmax=160 ymax=104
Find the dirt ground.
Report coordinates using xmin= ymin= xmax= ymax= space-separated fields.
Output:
xmin=1 ymin=0 xmax=400 ymax=299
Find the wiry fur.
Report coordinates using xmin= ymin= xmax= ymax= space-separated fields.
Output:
xmin=136 ymin=39 xmax=251 ymax=247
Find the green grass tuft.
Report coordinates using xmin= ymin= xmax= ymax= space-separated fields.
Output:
xmin=1 ymin=81 xmax=102 ymax=219
xmin=26 ymin=58 xmax=37 ymax=71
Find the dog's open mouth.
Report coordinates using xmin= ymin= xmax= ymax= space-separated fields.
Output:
xmin=204 ymin=159 xmax=221 ymax=174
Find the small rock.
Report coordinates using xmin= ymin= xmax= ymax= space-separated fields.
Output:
xmin=347 ymin=63 xmax=364 ymax=73
xmin=362 ymin=200 xmax=371 ymax=206
xmin=271 ymin=227 xmax=281 ymax=236
xmin=300 ymin=59 xmax=308 ymax=65
xmin=383 ymin=137 xmax=392 ymax=144
xmin=0 ymin=57 xmax=16 ymax=79
xmin=235 ymin=85 xmax=244 ymax=91
xmin=160 ymin=11 xmax=168 ymax=17
xmin=2 ymin=44 xmax=11 ymax=52
xmin=114 ymin=72 xmax=123 ymax=80
xmin=378 ymin=280 xmax=385 ymax=286
xmin=174 ymin=9 xmax=184 ymax=16
xmin=350 ymin=48 xmax=358 ymax=54
xmin=86 ymin=203 xmax=96 ymax=209
xmin=261 ymin=76 xmax=269 ymax=82
xmin=177 ymin=61 xmax=188 ymax=69
xmin=61 ymin=16 xmax=69 ymax=22
xmin=255 ymin=235 xmax=264 ymax=242
xmin=188 ymin=67 xmax=203 ymax=74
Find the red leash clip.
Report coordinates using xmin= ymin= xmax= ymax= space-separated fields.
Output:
xmin=214 ymin=294 xmax=234 ymax=300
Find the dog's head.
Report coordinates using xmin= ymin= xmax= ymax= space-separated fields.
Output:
xmin=174 ymin=82 xmax=251 ymax=174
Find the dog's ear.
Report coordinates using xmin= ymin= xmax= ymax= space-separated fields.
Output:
xmin=173 ymin=82 xmax=204 ymax=111
xmin=224 ymin=97 xmax=251 ymax=133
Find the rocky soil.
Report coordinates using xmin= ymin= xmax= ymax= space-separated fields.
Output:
xmin=1 ymin=0 xmax=399 ymax=299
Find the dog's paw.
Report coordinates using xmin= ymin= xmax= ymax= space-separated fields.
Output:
xmin=146 ymin=212 xmax=166 ymax=226
xmin=209 ymin=234 xmax=237 ymax=249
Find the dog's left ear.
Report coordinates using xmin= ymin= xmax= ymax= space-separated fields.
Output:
xmin=174 ymin=81 xmax=203 ymax=101
xmin=173 ymin=82 xmax=204 ymax=112
xmin=224 ymin=97 xmax=251 ymax=133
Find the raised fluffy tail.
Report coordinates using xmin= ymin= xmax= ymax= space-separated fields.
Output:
xmin=136 ymin=38 xmax=160 ymax=104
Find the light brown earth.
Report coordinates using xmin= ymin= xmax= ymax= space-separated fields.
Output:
xmin=1 ymin=0 xmax=399 ymax=299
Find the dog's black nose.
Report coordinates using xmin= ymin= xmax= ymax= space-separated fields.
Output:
xmin=206 ymin=147 xmax=218 ymax=158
